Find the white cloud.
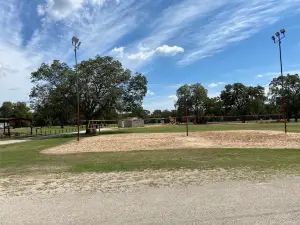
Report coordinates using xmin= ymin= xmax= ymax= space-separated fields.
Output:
xmin=141 ymin=0 xmax=226 ymax=48
xmin=127 ymin=45 xmax=184 ymax=61
xmin=35 ymin=0 xmax=147 ymax=66
xmin=128 ymin=50 xmax=155 ymax=61
xmin=0 ymin=0 xmax=146 ymax=104
xmin=208 ymin=82 xmax=225 ymax=88
xmin=37 ymin=5 xmax=46 ymax=16
xmin=147 ymin=90 xmax=155 ymax=96
xmin=208 ymin=83 xmax=218 ymax=88
xmin=168 ymin=95 xmax=178 ymax=100
xmin=37 ymin=0 xmax=110 ymax=20
xmin=178 ymin=0 xmax=300 ymax=65
xmin=155 ymin=45 xmax=184 ymax=56
xmin=37 ymin=0 xmax=86 ymax=20
xmin=0 ymin=1 xmax=45 ymax=104
xmin=257 ymin=74 xmax=263 ymax=78
xmin=3 ymin=0 xmax=300 ymax=105
xmin=111 ymin=47 xmax=125 ymax=58
xmin=208 ymin=92 xmax=221 ymax=98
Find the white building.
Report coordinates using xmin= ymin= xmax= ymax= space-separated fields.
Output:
xmin=118 ymin=118 xmax=144 ymax=128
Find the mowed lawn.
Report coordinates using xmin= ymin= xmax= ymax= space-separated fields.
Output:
xmin=105 ymin=122 xmax=300 ymax=134
xmin=1 ymin=136 xmax=300 ymax=176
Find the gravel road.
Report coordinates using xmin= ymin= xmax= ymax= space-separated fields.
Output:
xmin=2 ymin=175 xmax=300 ymax=224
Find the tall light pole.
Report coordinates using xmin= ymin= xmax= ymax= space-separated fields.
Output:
xmin=72 ymin=36 xmax=81 ymax=141
xmin=272 ymin=28 xmax=286 ymax=133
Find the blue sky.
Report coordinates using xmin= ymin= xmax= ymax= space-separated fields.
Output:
xmin=1 ymin=0 xmax=300 ymax=111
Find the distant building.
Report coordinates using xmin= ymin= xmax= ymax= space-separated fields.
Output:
xmin=118 ymin=117 xmax=144 ymax=128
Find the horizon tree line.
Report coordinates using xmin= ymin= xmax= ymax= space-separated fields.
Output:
xmin=1 ymin=54 xmax=300 ymax=126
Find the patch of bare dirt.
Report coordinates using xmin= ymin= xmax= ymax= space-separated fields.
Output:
xmin=0 ymin=169 xmax=283 ymax=197
xmin=42 ymin=130 xmax=300 ymax=155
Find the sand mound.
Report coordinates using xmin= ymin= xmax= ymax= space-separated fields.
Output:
xmin=42 ymin=130 xmax=300 ymax=155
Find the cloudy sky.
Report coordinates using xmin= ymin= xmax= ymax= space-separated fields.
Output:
xmin=1 ymin=0 xmax=300 ymax=111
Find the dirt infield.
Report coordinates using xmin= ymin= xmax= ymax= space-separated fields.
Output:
xmin=42 ymin=130 xmax=300 ymax=155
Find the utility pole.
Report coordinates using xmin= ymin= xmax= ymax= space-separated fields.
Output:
xmin=72 ymin=36 xmax=81 ymax=141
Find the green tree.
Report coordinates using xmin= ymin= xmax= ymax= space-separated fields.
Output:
xmin=247 ymin=86 xmax=266 ymax=115
xmin=175 ymin=83 xmax=208 ymax=123
xmin=30 ymin=56 xmax=147 ymax=128
xmin=12 ymin=102 xmax=32 ymax=118
xmin=269 ymin=74 xmax=300 ymax=121
xmin=161 ymin=110 xmax=172 ymax=118
xmin=77 ymin=56 xmax=147 ymax=121
xmin=123 ymin=73 xmax=148 ymax=113
xmin=205 ymin=97 xmax=223 ymax=116
xmin=0 ymin=101 xmax=14 ymax=118
xmin=151 ymin=110 xmax=162 ymax=118
xmin=30 ymin=60 xmax=75 ymax=127
xmin=129 ymin=106 xmax=150 ymax=118
xmin=220 ymin=83 xmax=265 ymax=122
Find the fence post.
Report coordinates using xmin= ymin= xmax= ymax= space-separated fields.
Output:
xmin=185 ymin=97 xmax=189 ymax=137
xmin=283 ymin=96 xmax=287 ymax=133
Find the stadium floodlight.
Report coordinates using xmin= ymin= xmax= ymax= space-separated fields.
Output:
xmin=280 ymin=28 xmax=286 ymax=34
xmin=271 ymin=29 xmax=287 ymax=133
xmin=72 ymin=36 xmax=79 ymax=45
xmin=72 ymin=36 xmax=81 ymax=141
xmin=271 ymin=36 xmax=276 ymax=43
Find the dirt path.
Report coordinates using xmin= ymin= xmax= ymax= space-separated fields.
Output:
xmin=1 ymin=172 xmax=300 ymax=225
xmin=0 ymin=140 xmax=28 ymax=145
xmin=43 ymin=130 xmax=300 ymax=155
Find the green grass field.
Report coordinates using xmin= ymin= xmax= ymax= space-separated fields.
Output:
xmin=1 ymin=122 xmax=300 ymax=177
xmin=104 ymin=122 xmax=298 ymax=134
xmin=1 ymin=135 xmax=300 ymax=176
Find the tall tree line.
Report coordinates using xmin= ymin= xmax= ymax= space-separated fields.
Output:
xmin=0 ymin=102 xmax=32 ymax=127
xmin=166 ymin=74 xmax=299 ymax=123
xmin=21 ymin=53 xmax=300 ymax=125
xmin=0 ymin=102 xmax=32 ymax=119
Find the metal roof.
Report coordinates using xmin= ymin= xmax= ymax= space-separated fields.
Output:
xmin=0 ymin=118 xmax=32 ymax=123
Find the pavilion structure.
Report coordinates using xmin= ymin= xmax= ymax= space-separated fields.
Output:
xmin=0 ymin=118 xmax=33 ymax=137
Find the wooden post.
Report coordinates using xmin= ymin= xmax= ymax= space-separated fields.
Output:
xmin=283 ymin=96 xmax=287 ymax=133
xmin=185 ymin=98 xmax=189 ymax=137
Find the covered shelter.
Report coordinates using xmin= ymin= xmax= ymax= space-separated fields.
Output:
xmin=0 ymin=118 xmax=33 ymax=137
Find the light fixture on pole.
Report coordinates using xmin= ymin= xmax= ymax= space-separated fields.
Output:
xmin=72 ymin=36 xmax=81 ymax=141
xmin=271 ymin=28 xmax=286 ymax=133
xmin=271 ymin=28 xmax=286 ymax=86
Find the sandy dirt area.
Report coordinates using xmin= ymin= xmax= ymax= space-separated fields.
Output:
xmin=0 ymin=169 xmax=282 ymax=197
xmin=43 ymin=130 xmax=300 ymax=155
xmin=2 ymin=171 xmax=300 ymax=224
